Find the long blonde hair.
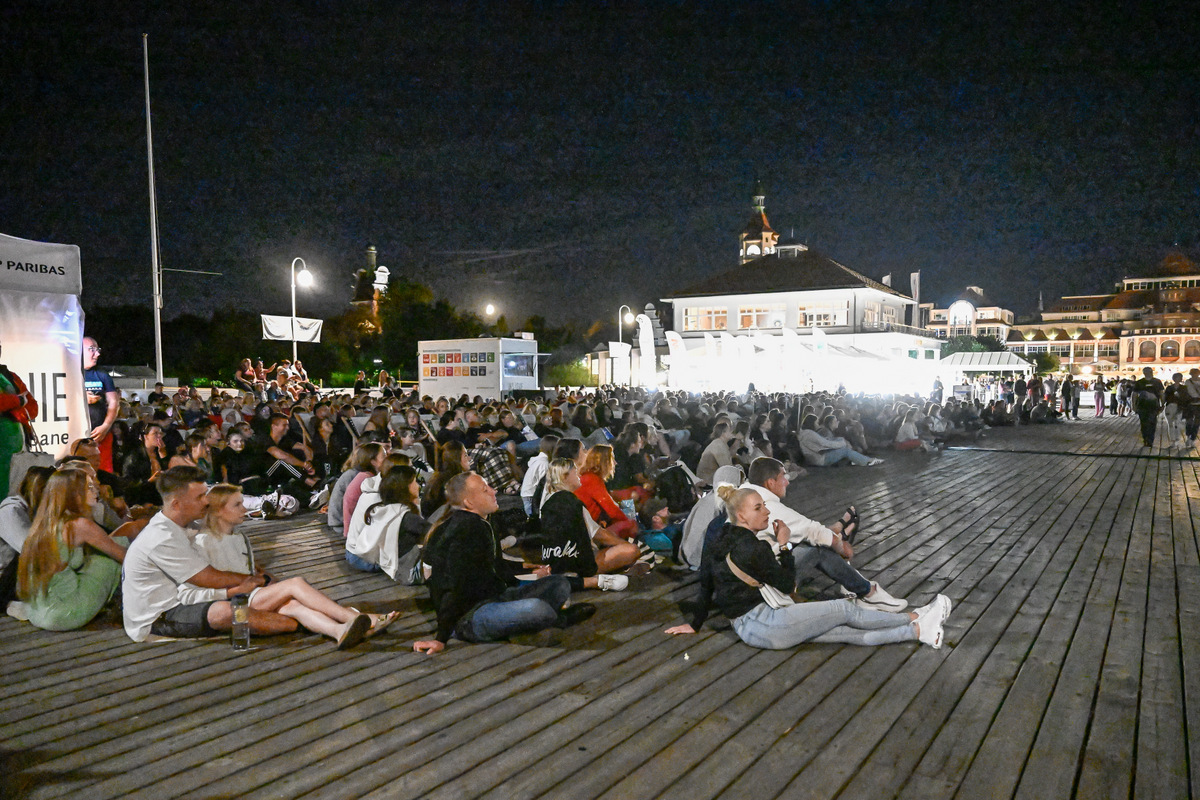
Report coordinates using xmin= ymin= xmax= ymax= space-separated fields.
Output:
xmin=202 ymin=483 xmax=243 ymax=536
xmin=17 ymin=470 xmax=91 ymax=599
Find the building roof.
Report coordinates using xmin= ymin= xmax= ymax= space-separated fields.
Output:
xmin=1146 ymin=251 xmax=1199 ymax=279
xmin=951 ymin=286 xmax=995 ymax=308
xmin=665 ymin=249 xmax=908 ymax=301
xmin=741 ymin=210 xmax=774 ymax=238
xmin=1104 ymin=290 xmax=1150 ymax=310
xmin=1045 ymin=295 xmax=1112 ymax=314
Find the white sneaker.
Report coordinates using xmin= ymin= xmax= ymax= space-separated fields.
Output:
xmin=309 ymin=485 xmax=331 ymax=509
xmin=916 ymin=614 xmax=944 ymax=648
xmin=596 ymin=574 xmax=629 ymax=591
xmin=867 ymin=458 xmax=885 ymax=466
xmin=914 ymin=594 xmax=952 ymax=648
xmin=853 ymin=582 xmax=908 ymax=612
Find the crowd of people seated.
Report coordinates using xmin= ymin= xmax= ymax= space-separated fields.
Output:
xmin=2 ymin=366 xmax=991 ymax=657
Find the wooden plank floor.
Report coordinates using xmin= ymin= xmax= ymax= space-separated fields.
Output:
xmin=2 ymin=412 xmax=1197 ymax=799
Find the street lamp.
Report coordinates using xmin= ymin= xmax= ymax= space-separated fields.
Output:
xmin=291 ymin=257 xmax=314 ymax=362
xmin=617 ymin=304 xmax=635 ymax=345
xmin=616 ymin=304 xmax=636 ymax=386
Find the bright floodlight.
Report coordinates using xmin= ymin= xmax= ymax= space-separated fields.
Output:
xmin=296 ymin=267 xmax=314 ymax=288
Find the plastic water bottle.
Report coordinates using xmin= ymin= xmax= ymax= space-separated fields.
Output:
xmin=231 ymin=595 xmax=251 ymax=651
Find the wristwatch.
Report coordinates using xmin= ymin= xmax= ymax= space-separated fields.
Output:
xmin=779 ymin=542 xmax=794 ymax=554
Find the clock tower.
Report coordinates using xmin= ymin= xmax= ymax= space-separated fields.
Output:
xmin=738 ymin=184 xmax=778 ymax=264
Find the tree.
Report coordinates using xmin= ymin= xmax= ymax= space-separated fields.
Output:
xmin=1030 ymin=352 xmax=1061 ymax=375
xmin=941 ymin=334 xmax=1006 ymax=357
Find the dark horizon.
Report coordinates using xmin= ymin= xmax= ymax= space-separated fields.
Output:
xmin=2 ymin=1 xmax=1197 ymax=329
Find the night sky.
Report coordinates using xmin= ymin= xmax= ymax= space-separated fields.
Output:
xmin=2 ymin=1 xmax=1197 ymax=331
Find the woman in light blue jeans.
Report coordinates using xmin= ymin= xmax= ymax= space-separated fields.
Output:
xmin=666 ymin=486 xmax=949 ymax=649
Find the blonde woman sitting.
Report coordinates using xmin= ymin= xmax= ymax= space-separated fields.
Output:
xmin=539 ymin=458 xmax=639 ymax=591
xmin=180 ymin=484 xmax=398 ymax=646
xmin=16 ymin=469 xmax=139 ymax=630
xmin=666 ymin=485 xmax=950 ymax=650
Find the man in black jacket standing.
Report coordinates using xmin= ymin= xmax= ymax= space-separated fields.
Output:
xmin=413 ymin=472 xmax=595 ymax=654
xmin=1132 ymin=367 xmax=1165 ymax=447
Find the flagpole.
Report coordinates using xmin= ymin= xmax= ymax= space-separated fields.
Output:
xmin=143 ymin=33 xmax=164 ymax=383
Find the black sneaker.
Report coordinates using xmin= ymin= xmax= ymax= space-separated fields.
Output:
xmin=554 ymin=603 xmax=597 ymax=628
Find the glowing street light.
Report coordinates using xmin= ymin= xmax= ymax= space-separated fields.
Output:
xmin=290 ymin=257 xmax=314 ymax=362
xmin=617 ymin=304 xmax=635 ymax=345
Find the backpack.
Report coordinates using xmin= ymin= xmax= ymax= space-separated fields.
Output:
xmin=656 ymin=465 xmax=697 ymax=513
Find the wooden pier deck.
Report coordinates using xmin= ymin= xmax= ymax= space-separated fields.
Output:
xmin=2 ymin=413 xmax=1198 ymax=799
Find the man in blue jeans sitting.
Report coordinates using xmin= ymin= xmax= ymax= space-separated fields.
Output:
xmin=413 ymin=471 xmax=595 ymax=655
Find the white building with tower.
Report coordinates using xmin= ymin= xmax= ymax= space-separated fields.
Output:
xmin=646 ymin=191 xmax=944 ymax=393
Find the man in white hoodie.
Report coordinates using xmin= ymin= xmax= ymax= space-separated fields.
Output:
xmin=745 ymin=457 xmax=906 ymax=612
xmin=519 ymin=435 xmax=560 ymax=515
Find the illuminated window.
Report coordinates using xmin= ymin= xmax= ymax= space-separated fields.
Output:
xmin=797 ymin=302 xmax=848 ymax=328
xmin=738 ymin=304 xmax=786 ymax=329
xmin=863 ymin=302 xmax=881 ymax=325
xmin=1186 ymin=340 xmax=1200 ymax=359
xmin=682 ymin=307 xmax=728 ymax=332
xmin=1139 ymin=341 xmax=1156 ymax=360
xmin=1162 ymin=340 xmax=1180 ymax=359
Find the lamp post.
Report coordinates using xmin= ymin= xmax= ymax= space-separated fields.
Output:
xmin=617 ymin=304 xmax=635 ymax=385
xmin=290 ymin=257 xmax=314 ymax=362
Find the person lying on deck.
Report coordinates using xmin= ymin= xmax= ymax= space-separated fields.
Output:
xmin=413 ymin=472 xmax=596 ymax=655
xmin=666 ymin=484 xmax=951 ymax=650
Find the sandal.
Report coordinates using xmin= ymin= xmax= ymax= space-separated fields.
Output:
xmin=840 ymin=506 xmax=860 ymax=545
xmin=365 ymin=610 xmax=401 ymax=640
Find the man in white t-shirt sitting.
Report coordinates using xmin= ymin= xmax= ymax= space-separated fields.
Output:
xmin=745 ymin=457 xmax=906 ymax=612
xmin=121 ymin=466 xmax=295 ymax=642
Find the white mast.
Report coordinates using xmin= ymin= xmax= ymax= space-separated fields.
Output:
xmin=143 ymin=33 xmax=164 ymax=383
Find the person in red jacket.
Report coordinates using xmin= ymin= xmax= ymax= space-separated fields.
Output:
xmin=573 ymin=444 xmax=638 ymax=539
xmin=0 ymin=340 xmax=39 ymax=495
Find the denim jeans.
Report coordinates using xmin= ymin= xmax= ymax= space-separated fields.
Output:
xmin=814 ymin=446 xmax=872 ymax=466
xmin=345 ymin=550 xmax=382 ymax=573
xmin=456 ymin=575 xmax=571 ymax=642
xmin=515 ymin=439 xmax=542 ymax=458
xmin=731 ymin=598 xmax=914 ymax=649
xmin=792 ymin=544 xmax=872 ymax=596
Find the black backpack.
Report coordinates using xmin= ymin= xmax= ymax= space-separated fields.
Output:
xmin=656 ymin=465 xmax=697 ymax=513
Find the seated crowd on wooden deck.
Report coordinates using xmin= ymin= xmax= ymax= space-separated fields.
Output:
xmin=0 ymin=374 xmax=969 ymax=653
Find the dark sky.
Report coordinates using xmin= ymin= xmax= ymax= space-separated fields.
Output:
xmin=2 ymin=1 xmax=1197 ymax=330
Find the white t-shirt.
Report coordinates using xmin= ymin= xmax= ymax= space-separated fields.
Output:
xmin=177 ymin=531 xmax=253 ymax=606
xmin=121 ymin=512 xmax=213 ymax=641
xmin=746 ymin=483 xmax=834 ymax=549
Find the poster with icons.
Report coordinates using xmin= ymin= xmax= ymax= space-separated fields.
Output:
xmin=417 ymin=337 xmax=538 ymax=399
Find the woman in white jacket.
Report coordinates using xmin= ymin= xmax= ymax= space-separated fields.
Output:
xmin=344 ymin=466 xmax=429 ymax=581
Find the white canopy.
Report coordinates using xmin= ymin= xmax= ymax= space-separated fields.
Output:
xmin=940 ymin=351 xmax=1031 ymax=372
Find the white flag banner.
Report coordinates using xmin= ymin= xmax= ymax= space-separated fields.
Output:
xmin=881 ymin=273 xmax=892 ymax=287
xmin=910 ymin=271 xmax=921 ymax=304
xmin=261 ymin=315 xmax=323 ymax=343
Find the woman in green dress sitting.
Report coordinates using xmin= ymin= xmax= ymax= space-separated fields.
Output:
xmin=16 ymin=467 xmax=134 ymax=630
